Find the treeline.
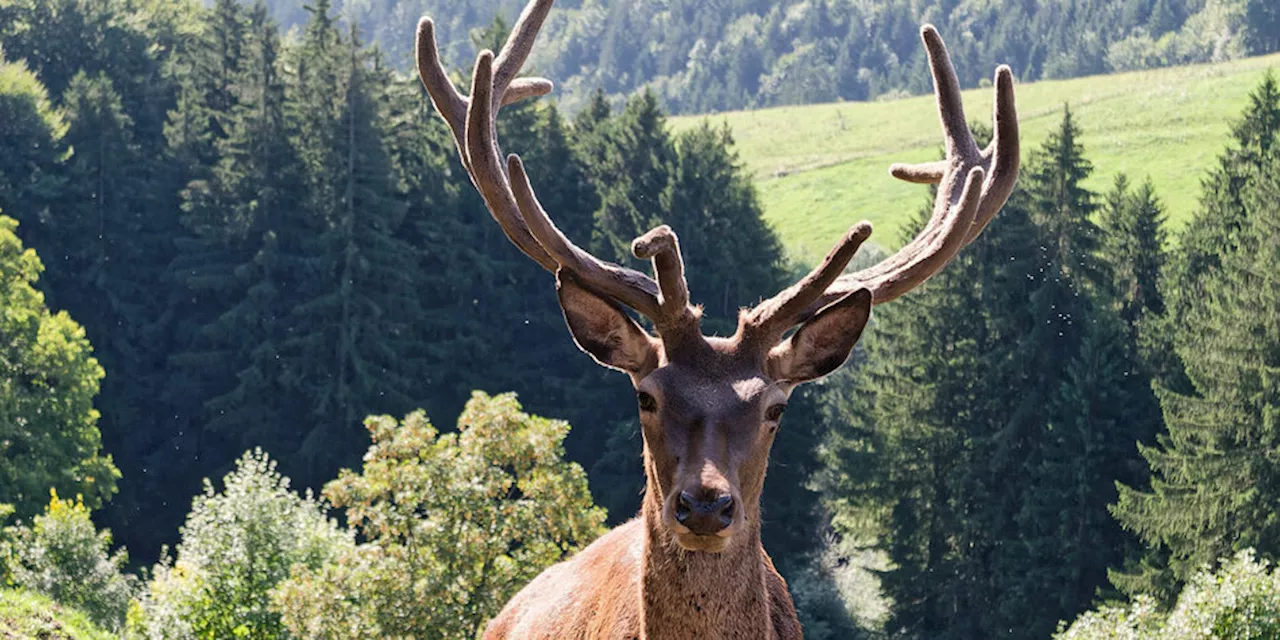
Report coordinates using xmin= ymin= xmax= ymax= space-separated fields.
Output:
xmin=817 ymin=74 xmax=1280 ymax=636
xmin=257 ymin=0 xmax=1280 ymax=114
xmin=0 ymin=0 xmax=838 ymax=587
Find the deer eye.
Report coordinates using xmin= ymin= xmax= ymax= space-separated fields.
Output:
xmin=765 ymin=403 xmax=787 ymax=422
xmin=637 ymin=392 xmax=658 ymax=413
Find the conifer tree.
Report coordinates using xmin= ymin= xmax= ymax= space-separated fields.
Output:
xmin=587 ymin=90 xmax=677 ymax=265
xmin=169 ymin=0 xmax=300 ymax=458
xmin=1169 ymin=73 xmax=1280 ymax=303
xmin=278 ymin=12 xmax=426 ymax=486
xmin=56 ymin=72 xmax=184 ymax=558
xmin=827 ymin=113 xmax=1153 ymax=636
xmin=1101 ymin=175 xmax=1167 ymax=331
xmin=1112 ymin=154 xmax=1280 ymax=595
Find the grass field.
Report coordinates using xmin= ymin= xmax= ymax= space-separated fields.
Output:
xmin=671 ymin=53 xmax=1280 ymax=263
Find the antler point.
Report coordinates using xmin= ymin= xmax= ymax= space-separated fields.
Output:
xmin=851 ymin=222 xmax=873 ymax=241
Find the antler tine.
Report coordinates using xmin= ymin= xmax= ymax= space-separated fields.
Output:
xmin=741 ymin=222 xmax=872 ymax=343
xmin=859 ymin=166 xmax=984 ymax=302
xmin=415 ymin=7 xmax=554 ymax=159
xmin=458 ymin=51 xmax=558 ymax=271
xmin=492 ymin=0 xmax=556 ymax=108
xmin=632 ymin=226 xmax=701 ymax=334
xmin=970 ymin=64 xmax=1020 ymax=242
xmin=507 ymin=154 xmax=665 ymax=320
xmin=753 ymin=25 xmax=1018 ymax=329
xmin=856 ymin=25 xmax=983 ymax=283
xmin=415 ymin=18 xmax=468 ymax=162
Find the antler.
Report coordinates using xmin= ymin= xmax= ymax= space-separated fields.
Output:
xmin=415 ymin=1 xmax=699 ymax=335
xmin=743 ymin=25 xmax=1019 ymax=340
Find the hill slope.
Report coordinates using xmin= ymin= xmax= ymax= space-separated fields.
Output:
xmin=672 ymin=53 xmax=1280 ymax=262
xmin=0 ymin=590 xmax=113 ymax=640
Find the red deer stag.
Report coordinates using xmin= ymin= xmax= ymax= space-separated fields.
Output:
xmin=415 ymin=1 xmax=1019 ymax=636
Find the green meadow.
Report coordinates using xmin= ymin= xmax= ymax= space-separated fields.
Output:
xmin=672 ymin=53 xmax=1280 ymax=262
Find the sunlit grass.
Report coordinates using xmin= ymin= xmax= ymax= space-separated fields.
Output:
xmin=671 ymin=53 xmax=1280 ymax=263
xmin=0 ymin=589 xmax=113 ymax=640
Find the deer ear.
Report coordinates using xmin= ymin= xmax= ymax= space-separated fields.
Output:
xmin=767 ymin=289 xmax=872 ymax=384
xmin=557 ymin=271 xmax=659 ymax=374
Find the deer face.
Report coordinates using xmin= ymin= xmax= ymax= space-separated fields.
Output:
xmin=557 ymin=276 xmax=873 ymax=552
xmin=634 ymin=354 xmax=786 ymax=552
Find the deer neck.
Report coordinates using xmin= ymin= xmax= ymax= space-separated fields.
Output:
xmin=639 ymin=478 xmax=773 ymax=638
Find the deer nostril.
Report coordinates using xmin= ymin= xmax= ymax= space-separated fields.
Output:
xmin=675 ymin=491 xmax=694 ymax=524
xmin=717 ymin=495 xmax=734 ymax=527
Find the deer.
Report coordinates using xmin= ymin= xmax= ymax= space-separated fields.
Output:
xmin=414 ymin=1 xmax=1019 ymax=637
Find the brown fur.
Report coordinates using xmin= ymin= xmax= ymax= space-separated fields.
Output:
xmin=484 ymin=458 xmax=800 ymax=639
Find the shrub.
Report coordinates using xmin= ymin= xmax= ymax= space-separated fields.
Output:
xmin=1 ymin=491 xmax=136 ymax=632
xmin=1057 ymin=550 xmax=1280 ymax=639
xmin=128 ymin=449 xmax=352 ymax=639
xmin=274 ymin=392 xmax=608 ymax=639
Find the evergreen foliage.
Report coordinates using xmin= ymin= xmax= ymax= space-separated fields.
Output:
xmin=1112 ymin=72 xmax=1280 ymax=600
xmin=823 ymin=113 xmax=1157 ymax=637
xmin=1113 ymin=151 xmax=1280 ymax=594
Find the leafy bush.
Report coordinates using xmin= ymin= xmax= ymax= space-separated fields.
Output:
xmin=1 ymin=491 xmax=136 ymax=632
xmin=128 ymin=449 xmax=352 ymax=639
xmin=1057 ymin=550 xmax=1280 ymax=639
xmin=274 ymin=392 xmax=608 ymax=639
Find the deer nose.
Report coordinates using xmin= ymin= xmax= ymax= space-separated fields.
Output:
xmin=675 ymin=491 xmax=735 ymax=535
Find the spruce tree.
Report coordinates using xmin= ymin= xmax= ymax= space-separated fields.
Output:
xmin=280 ymin=12 xmax=425 ymax=486
xmin=827 ymin=113 xmax=1154 ymax=636
xmin=166 ymin=0 xmax=300 ymax=472
xmin=1101 ymin=175 xmax=1167 ymax=331
xmin=1111 ymin=73 xmax=1280 ymax=600
xmin=587 ymin=90 xmax=677 ymax=265
xmin=1112 ymin=153 xmax=1280 ymax=595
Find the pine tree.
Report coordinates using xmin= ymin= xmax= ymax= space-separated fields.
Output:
xmin=1112 ymin=153 xmax=1280 ymax=596
xmin=587 ymin=90 xmax=677 ymax=265
xmin=1169 ymin=72 xmax=1280 ymax=301
xmin=663 ymin=122 xmax=786 ymax=332
xmin=165 ymin=0 xmax=246 ymax=178
xmin=826 ymin=113 xmax=1153 ymax=636
xmin=280 ymin=13 xmax=425 ymax=486
xmin=1010 ymin=306 xmax=1160 ymax=631
xmin=55 ymin=72 xmax=183 ymax=559
xmin=829 ymin=196 xmax=1040 ymax=638
xmin=1102 ymin=175 xmax=1167 ymax=331
xmin=165 ymin=0 xmax=301 ymax=475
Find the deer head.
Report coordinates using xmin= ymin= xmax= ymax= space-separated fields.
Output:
xmin=415 ymin=0 xmax=1018 ymax=554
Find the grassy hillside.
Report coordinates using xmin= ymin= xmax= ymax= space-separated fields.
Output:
xmin=672 ymin=53 xmax=1280 ymax=263
xmin=0 ymin=590 xmax=113 ymax=640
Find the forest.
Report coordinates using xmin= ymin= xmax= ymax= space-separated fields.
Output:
xmin=254 ymin=0 xmax=1280 ymax=113
xmin=1 ymin=0 xmax=1279 ymax=638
